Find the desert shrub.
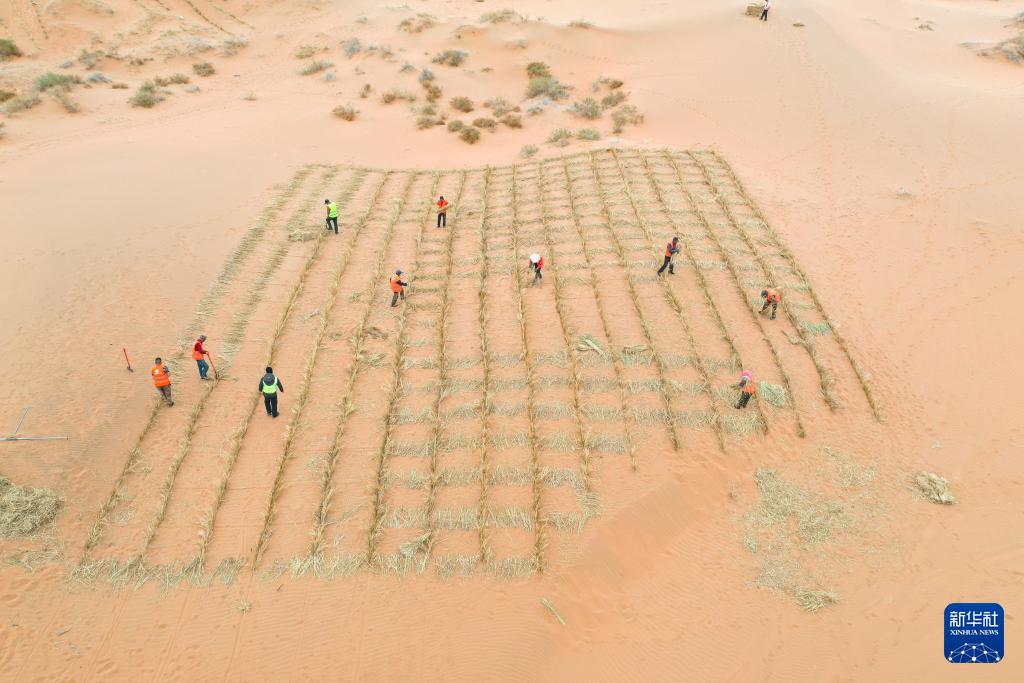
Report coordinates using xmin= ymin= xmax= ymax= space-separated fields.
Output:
xmin=400 ymin=63 xmax=415 ymax=73
xmin=526 ymin=76 xmax=569 ymax=100
xmin=450 ymin=96 xmax=474 ymax=112
xmin=130 ymin=81 xmax=161 ymax=108
xmin=611 ymin=104 xmax=644 ymax=133
xmin=447 ymin=119 xmax=465 ymax=132
xmin=342 ymin=38 xmax=362 ymax=58
xmin=526 ymin=105 xmax=544 ymax=115
xmin=221 ymin=35 xmax=249 ymax=56
xmin=333 ymin=104 xmax=358 ymax=120
xmin=300 ymin=60 xmax=333 ymax=75
xmin=243 ymin=92 xmax=257 ymax=101
xmin=576 ymin=128 xmax=600 ymax=140
xmin=526 ymin=61 xmax=551 ymax=78
xmin=77 ymin=49 xmax=103 ymax=69
xmin=111 ymin=82 xmax=129 ymax=90
xmin=601 ymin=90 xmax=627 ymax=108
xmin=459 ymin=126 xmax=481 ymax=144
xmin=359 ymin=83 xmax=372 ymax=98
xmin=398 ymin=13 xmax=436 ymax=33
xmin=51 ymin=89 xmax=80 ymax=113
xmin=501 ymin=113 xmax=522 ymax=128
xmin=418 ymin=68 xmax=435 ymax=83
xmin=0 ymin=90 xmax=14 ymax=103
xmin=480 ymin=9 xmax=523 ymax=24
xmin=570 ymin=97 xmax=601 ymax=119
xmin=423 ymin=83 xmax=442 ymax=101
xmin=154 ymin=73 xmax=190 ymax=86
xmin=35 ymin=72 xmax=80 ymax=92
xmin=485 ymin=96 xmax=513 ymax=116
xmin=547 ymin=128 xmax=573 ymax=146
xmin=473 ymin=117 xmax=496 ymax=128
xmin=184 ymin=85 xmax=200 ymax=93
xmin=86 ymin=73 xmax=111 ymax=83
xmin=417 ymin=115 xmax=443 ymax=129
xmin=520 ymin=144 xmax=538 ymax=158
xmin=569 ymin=20 xmax=593 ymax=28
xmin=193 ymin=61 xmax=216 ymax=77
xmin=295 ymin=45 xmax=319 ymax=59
xmin=0 ymin=39 xmax=21 ymax=60
xmin=433 ymin=50 xmax=468 ymax=67
xmin=382 ymin=89 xmax=417 ymax=104
xmin=0 ymin=122 xmax=4 ymax=139
xmin=2 ymin=93 xmax=40 ymax=114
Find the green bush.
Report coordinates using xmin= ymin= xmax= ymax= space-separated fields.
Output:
xmin=447 ymin=119 xmax=465 ymax=132
xmin=130 ymin=81 xmax=161 ymax=108
xmin=520 ymin=144 xmax=539 ymax=158
xmin=450 ymin=96 xmax=474 ymax=112
xmin=576 ymin=128 xmax=600 ymax=141
xmin=546 ymin=128 xmax=573 ymax=147
xmin=0 ymin=39 xmax=21 ymax=60
xmin=611 ymin=104 xmax=644 ymax=133
xmin=526 ymin=76 xmax=568 ymax=100
xmin=2 ymin=93 xmax=40 ymax=115
xmin=432 ymin=50 xmax=468 ymax=67
xmin=526 ymin=61 xmax=551 ymax=78
xmin=600 ymin=91 xmax=626 ymax=109
xmin=570 ymin=97 xmax=601 ymax=119
xmin=35 ymin=72 xmax=80 ymax=92
xmin=193 ymin=61 xmax=216 ymax=77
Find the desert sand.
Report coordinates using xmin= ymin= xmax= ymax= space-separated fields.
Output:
xmin=1 ymin=0 xmax=1023 ymax=680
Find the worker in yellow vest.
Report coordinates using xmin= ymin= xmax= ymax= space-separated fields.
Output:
xmin=325 ymin=198 xmax=339 ymax=234
xmin=259 ymin=367 xmax=284 ymax=417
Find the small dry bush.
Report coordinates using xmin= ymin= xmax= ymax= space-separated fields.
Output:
xmin=359 ymin=83 xmax=372 ymax=99
xmin=423 ymin=83 xmax=442 ymax=101
xmin=0 ymin=93 xmax=38 ymax=117
xmin=576 ymin=128 xmax=600 ymax=140
xmin=570 ymin=97 xmax=601 ymax=119
xmin=447 ymin=119 xmax=465 ymax=132
xmin=0 ymin=122 xmax=5 ymax=139
xmin=526 ymin=61 xmax=551 ymax=78
xmin=433 ymin=50 xmax=468 ymax=67
xmin=546 ymin=128 xmax=573 ymax=146
xmin=460 ymin=127 xmax=481 ymax=144
xmin=473 ymin=117 xmax=496 ymax=129
xmin=418 ymin=68 xmax=435 ymax=84
xmin=0 ymin=90 xmax=13 ymax=103
xmin=193 ymin=61 xmax=216 ymax=77
xmin=154 ymin=73 xmax=190 ymax=86
xmin=611 ymin=104 xmax=644 ymax=133
xmin=0 ymin=475 xmax=62 ymax=538
xmin=51 ymin=89 xmax=80 ymax=113
xmin=481 ymin=9 xmax=523 ymax=24
xmin=502 ymin=113 xmax=522 ymax=128
xmin=417 ymin=115 xmax=444 ymax=129
xmin=130 ymin=81 xmax=161 ymax=108
xmin=0 ymin=39 xmax=21 ymax=60
xmin=301 ymin=60 xmax=333 ymax=76
xmin=77 ymin=49 xmax=103 ymax=69
xmin=382 ymin=89 xmax=417 ymax=104
xmin=243 ymin=92 xmax=257 ymax=101
xmin=35 ymin=72 xmax=81 ymax=92
xmin=111 ymin=82 xmax=129 ymax=90
xmin=569 ymin=20 xmax=593 ymax=29
xmin=521 ymin=144 xmax=538 ymax=158
xmin=295 ymin=45 xmax=320 ymax=59
xmin=914 ymin=471 xmax=955 ymax=505
xmin=342 ymin=38 xmax=362 ymax=58
xmin=526 ymin=76 xmax=569 ymax=100
xmin=333 ymin=105 xmax=358 ymax=120
xmin=485 ymin=96 xmax=513 ymax=116
xmin=450 ymin=96 xmax=474 ymax=112
xmin=221 ymin=35 xmax=249 ymax=57
xmin=601 ymin=90 xmax=627 ymax=108
xmin=398 ymin=13 xmax=436 ymax=33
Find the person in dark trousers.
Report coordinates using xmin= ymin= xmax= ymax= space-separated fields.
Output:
xmin=760 ymin=0 xmax=770 ymax=21
xmin=390 ymin=269 xmax=408 ymax=307
xmin=735 ymin=371 xmax=756 ymax=409
xmin=528 ymin=253 xmax=544 ymax=286
xmin=658 ymin=236 xmax=680 ymax=275
xmin=436 ymin=195 xmax=449 ymax=228
xmin=192 ymin=334 xmax=211 ymax=379
xmin=760 ymin=288 xmax=781 ymax=320
xmin=260 ymin=367 xmax=284 ymax=417
xmin=151 ymin=357 xmax=174 ymax=407
xmin=325 ymin=198 xmax=339 ymax=234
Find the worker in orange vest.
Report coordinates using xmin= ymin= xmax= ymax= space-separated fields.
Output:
xmin=528 ymin=253 xmax=544 ymax=286
xmin=390 ymin=269 xmax=408 ymax=307
xmin=436 ymin=195 xmax=449 ymax=228
xmin=151 ymin=357 xmax=174 ymax=407
xmin=735 ymin=370 xmax=756 ymax=409
xmin=192 ymin=334 xmax=211 ymax=380
xmin=760 ymin=288 xmax=781 ymax=320
xmin=657 ymin=236 xmax=680 ymax=276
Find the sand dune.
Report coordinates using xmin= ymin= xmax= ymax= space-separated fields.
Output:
xmin=1 ymin=0 xmax=1023 ymax=679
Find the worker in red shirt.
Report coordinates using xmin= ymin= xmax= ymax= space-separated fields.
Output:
xmin=192 ymin=334 xmax=211 ymax=380
xmin=436 ymin=195 xmax=449 ymax=228
xmin=151 ymin=357 xmax=174 ymax=407
xmin=760 ymin=288 xmax=781 ymax=320
xmin=657 ymin=236 xmax=680 ymax=276
xmin=528 ymin=253 xmax=544 ymax=287
xmin=390 ymin=269 xmax=408 ymax=307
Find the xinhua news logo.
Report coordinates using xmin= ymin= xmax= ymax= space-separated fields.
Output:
xmin=945 ymin=603 xmax=1003 ymax=663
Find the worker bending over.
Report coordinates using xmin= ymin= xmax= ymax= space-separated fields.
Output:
xmin=151 ymin=357 xmax=174 ymax=407
xmin=658 ymin=236 xmax=680 ymax=276
xmin=259 ymin=366 xmax=284 ymax=418
xmin=529 ymin=253 xmax=544 ymax=287
xmin=735 ymin=370 xmax=756 ymax=409
xmin=325 ymin=198 xmax=339 ymax=234
xmin=760 ymin=288 xmax=781 ymax=320
xmin=192 ymin=334 xmax=211 ymax=380
xmin=390 ymin=269 xmax=408 ymax=307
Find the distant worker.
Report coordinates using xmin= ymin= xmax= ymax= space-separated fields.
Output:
xmin=436 ymin=195 xmax=449 ymax=228
xmin=735 ymin=370 xmax=756 ymax=410
xmin=192 ymin=334 xmax=211 ymax=380
xmin=390 ymin=269 xmax=408 ymax=307
xmin=760 ymin=0 xmax=770 ymax=21
xmin=657 ymin=236 xmax=680 ymax=276
xmin=151 ymin=357 xmax=174 ymax=407
xmin=259 ymin=366 xmax=284 ymax=418
xmin=760 ymin=288 xmax=781 ymax=320
xmin=529 ymin=253 xmax=544 ymax=287
xmin=325 ymin=198 xmax=339 ymax=234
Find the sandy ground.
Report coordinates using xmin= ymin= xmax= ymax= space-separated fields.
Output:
xmin=1 ymin=0 xmax=1023 ymax=679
